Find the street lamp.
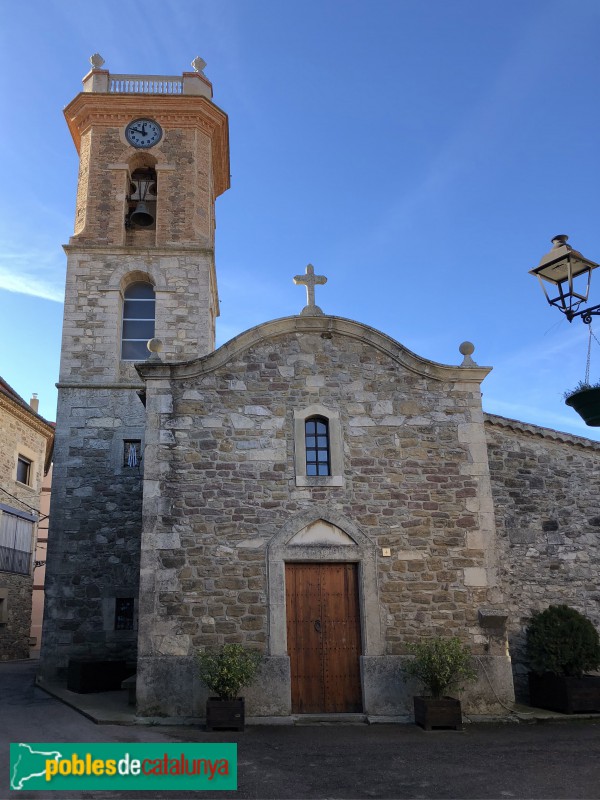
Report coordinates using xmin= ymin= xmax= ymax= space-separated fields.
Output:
xmin=530 ymin=235 xmax=600 ymax=427
xmin=529 ymin=235 xmax=600 ymax=322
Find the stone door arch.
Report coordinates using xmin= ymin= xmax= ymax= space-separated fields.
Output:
xmin=267 ymin=508 xmax=384 ymax=659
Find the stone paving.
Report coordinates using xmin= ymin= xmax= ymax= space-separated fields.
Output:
xmin=4 ymin=661 xmax=600 ymax=799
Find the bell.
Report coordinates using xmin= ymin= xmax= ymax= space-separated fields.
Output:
xmin=129 ymin=201 xmax=154 ymax=227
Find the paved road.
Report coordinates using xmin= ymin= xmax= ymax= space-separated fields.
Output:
xmin=2 ymin=661 xmax=600 ymax=799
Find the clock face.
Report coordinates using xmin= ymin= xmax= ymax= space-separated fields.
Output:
xmin=125 ymin=118 xmax=163 ymax=149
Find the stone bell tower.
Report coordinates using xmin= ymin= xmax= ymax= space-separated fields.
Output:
xmin=40 ymin=56 xmax=229 ymax=680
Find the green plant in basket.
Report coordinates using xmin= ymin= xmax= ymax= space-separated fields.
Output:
xmin=563 ymin=379 xmax=600 ymax=401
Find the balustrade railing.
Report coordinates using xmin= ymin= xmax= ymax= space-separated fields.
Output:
xmin=109 ymin=75 xmax=183 ymax=94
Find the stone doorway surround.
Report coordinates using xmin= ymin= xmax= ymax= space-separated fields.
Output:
xmin=254 ymin=508 xmax=384 ymax=716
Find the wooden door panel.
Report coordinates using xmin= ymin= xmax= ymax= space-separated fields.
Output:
xmin=286 ymin=563 xmax=323 ymax=713
xmin=286 ymin=562 xmax=362 ymax=714
xmin=321 ymin=563 xmax=362 ymax=712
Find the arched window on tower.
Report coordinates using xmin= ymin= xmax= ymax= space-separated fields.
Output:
xmin=305 ymin=416 xmax=330 ymax=476
xmin=121 ymin=282 xmax=155 ymax=361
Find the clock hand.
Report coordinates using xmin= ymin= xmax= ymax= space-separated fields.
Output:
xmin=130 ymin=127 xmax=145 ymax=135
xmin=141 ymin=123 xmax=147 ymax=136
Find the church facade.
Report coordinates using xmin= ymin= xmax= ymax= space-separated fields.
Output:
xmin=40 ymin=59 xmax=600 ymax=719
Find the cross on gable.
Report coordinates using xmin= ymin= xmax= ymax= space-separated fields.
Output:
xmin=293 ymin=264 xmax=327 ymax=316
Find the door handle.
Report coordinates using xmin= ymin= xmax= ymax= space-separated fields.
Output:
xmin=314 ymin=619 xmax=321 ymax=633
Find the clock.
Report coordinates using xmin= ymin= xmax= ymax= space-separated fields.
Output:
xmin=125 ymin=118 xmax=163 ymax=149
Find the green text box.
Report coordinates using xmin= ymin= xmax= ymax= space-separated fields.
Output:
xmin=10 ymin=742 xmax=237 ymax=791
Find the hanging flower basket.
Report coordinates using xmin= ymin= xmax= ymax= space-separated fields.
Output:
xmin=564 ymin=384 xmax=600 ymax=427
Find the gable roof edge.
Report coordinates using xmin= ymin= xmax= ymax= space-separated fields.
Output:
xmin=137 ymin=314 xmax=492 ymax=384
xmin=484 ymin=412 xmax=600 ymax=451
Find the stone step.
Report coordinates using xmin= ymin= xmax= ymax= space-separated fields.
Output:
xmin=292 ymin=713 xmax=368 ymax=725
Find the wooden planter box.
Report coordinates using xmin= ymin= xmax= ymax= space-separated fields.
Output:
xmin=413 ymin=696 xmax=463 ymax=731
xmin=206 ymin=698 xmax=245 ymax=731
xmin=529 ymin=673 xmax=600 ymax=714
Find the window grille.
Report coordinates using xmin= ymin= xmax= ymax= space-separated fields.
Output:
xmin=305 ymin=417 xmax=331 ymax=476
xmin=114 ymin=597 xmax=135 ymax=631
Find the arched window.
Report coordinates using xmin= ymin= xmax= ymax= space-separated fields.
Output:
xmin=294 ymin=405 xmax=343 ymax=486
xmin=121 ymin=282 xmax=155 ymax=361
xmin=305 ymin=416 xmax=330 ymax=476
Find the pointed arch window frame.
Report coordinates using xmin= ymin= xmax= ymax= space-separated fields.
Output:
xmin=294 ymin=404 xmax=343 ymax=487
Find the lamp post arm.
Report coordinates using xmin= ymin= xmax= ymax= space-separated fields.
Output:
xmin=566 ymin=303 xmax=600 ymax=324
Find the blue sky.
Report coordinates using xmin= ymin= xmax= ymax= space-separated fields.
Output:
xmin=1 ymin=0 xmax=600 ymax=440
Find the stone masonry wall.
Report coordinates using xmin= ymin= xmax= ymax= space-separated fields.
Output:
xmin=0 ymin=573 xmax=32 ymax=660
xmin=73 ymin=119 xmax=215 ymax=249
xmin=40 ymin=388 xmax=143 ymax=679
xmin=0 ymin=400 xmax=47 ymax=499
xmin=136 ymin=319 xmax=511 ymax=717
xmin=60 ymin=250 xmax=217 ymax=385
xmin=0 ymin=395 xmax=50 ymax=660
xmin=485 ymin=415 xmax=600 ymax=699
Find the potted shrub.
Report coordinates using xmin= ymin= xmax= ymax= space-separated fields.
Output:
xmin=527 ymin=605 xmax=600 ymax=713
xmin=564 ymin=380 xmax=600 ymax=427
xmin=197 ymin=643 xmax=262 ymax=731
xmin=404 ymin=636 xmax=477 ymax=730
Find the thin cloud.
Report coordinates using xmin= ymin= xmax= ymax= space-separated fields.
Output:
xmin=484 ymin=396 xmax=600 ymax=440
xmin=344 ymin=2 xmax=569 ymax=259
xmin=495 ymin=322 xmax=588 ymax=371
xmin=0 ymin=261 xmax=64 ymax=303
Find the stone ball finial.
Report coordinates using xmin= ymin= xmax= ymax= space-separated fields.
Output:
xmin=148 ymin=338 xmax=163 ymax=353
xmin=191 ymin=56 xmax=207 ymax=74
xmin=147 ymin=338 xmax=164 ymax=361
xmin=90 ymin=53 xmax=105 ymax=70
xmin=459 ymin=341 xmax=477 ymax=367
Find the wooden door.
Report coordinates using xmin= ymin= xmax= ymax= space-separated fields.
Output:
xmin=286 ymin=562 xmax=362 ymax=713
